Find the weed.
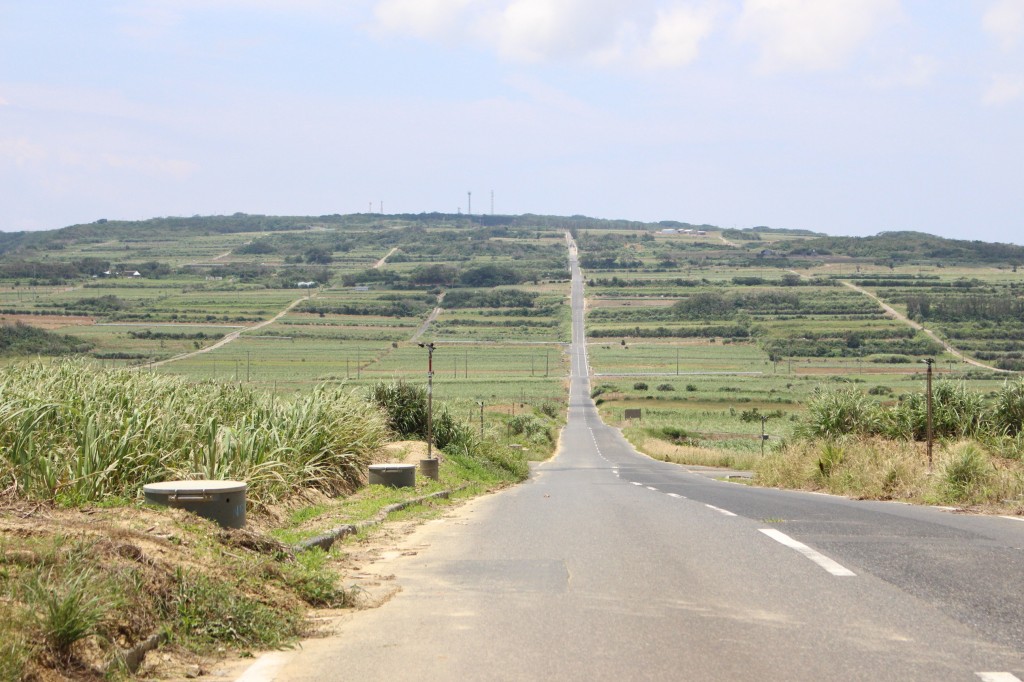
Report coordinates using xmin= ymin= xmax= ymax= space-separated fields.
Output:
xmin=280 ymin=549 xmax=351 ymax=607
xmin=166 ymin=568 xmax=300 ymax=650
xmin=817 ymin=442 xmax=846 ymax=480
xmin=939 ymin=443 xmax=992 ymax=504
xmin=28 ymin=568 xmax=107 ymax=656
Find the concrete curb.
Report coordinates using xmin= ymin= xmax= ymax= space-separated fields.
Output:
xmin=293 ymin=486 xmax=468 ymax=553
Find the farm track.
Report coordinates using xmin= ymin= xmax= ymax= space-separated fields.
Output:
xmin=374 ymin=247 xmax=398 ymax=269
xmin=144 ymin=292 xmax=318 ymax=369
xmin=409 ymin=292 xmax=445 ymax=342
xmin=838 ymin=280 xmax=1011 ymax=374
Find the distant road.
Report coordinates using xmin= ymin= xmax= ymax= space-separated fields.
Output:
xmin=145 ymin=293 xmax=316 ymax=369
xmin=247 ymin=233 xmax=1024 ymax=681
xmin=374 ymin=247 xmax=398 ymax=269
xmin=839 ymin=279 xmax=1011 ymax=373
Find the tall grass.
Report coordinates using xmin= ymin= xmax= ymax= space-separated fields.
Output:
xmin=798 ymin=379 xmax=1016 ymax=442
xmin=756 ymin=437 xmax=1022 ymax=505
xmin=0 ymin=360 xmax=388 ymax=506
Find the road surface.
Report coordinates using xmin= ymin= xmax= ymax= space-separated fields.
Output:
xmin=245 ymin=236 xmax=1024 ymax=681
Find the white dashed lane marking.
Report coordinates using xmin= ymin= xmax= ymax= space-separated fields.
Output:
xmin=705 ymin=504 xmax=737 ymax=517
xmin=646 ymin=486 xmax=658 ymax=491
xmin=976 ymin=674 xmax=1023 ymax=682
xmin=667 ymin=493 xmax=684 ymax=499
xmin=759 ymin=529 xmax=856 ymax=577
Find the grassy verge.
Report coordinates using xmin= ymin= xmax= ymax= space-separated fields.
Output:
xmin=756 ymin=437 xmax=1024 ymax=508
xmin=0 ymin=365 xmax=531 ymax=680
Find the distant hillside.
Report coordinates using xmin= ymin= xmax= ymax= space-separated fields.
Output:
xmin=0 ymin=213 xmax=320 ymax=256
xmin=777 ymin=231 xmax=1024 ymax=264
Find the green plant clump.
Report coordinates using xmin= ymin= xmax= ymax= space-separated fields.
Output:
xmin=0 ymin=360 xmax=388 ymax=506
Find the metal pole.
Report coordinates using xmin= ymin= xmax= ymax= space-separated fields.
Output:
xmin=676 ymin=347 xmax=679 ymax=375
xmin=419 ymin=343 xmax=436 ymax=459
xmin=478 ymin=401 xmax=484 ymax=439
xmin=761 ymin=415 xmax=768 ymax=457
xmin=925 ymin=358 xmax=934 ymax=470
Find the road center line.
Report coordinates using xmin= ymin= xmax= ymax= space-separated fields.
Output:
xmin=631 ymin=482 xmax=643 ymax=486
xmin=759 ymin=529 xmax=856 ymax=577
xmin=704 ymin=504 xmax=737 ymax=517
xmin=667 ymin=493 xmax=684 ymax=499
xmin=646 ymin=486 xmax=658 ymax=491
xmin=977 ymin=674 xmax=1023 ymax=682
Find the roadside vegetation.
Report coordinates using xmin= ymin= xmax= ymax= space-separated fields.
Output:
xmin=757 ymin=379 xmax=1024 ymax=507
xmin=0 ymin=360 xmax=535 ymax=680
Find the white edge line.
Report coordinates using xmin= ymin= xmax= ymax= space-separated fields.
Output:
xmin=647 ymin=486 xmax=658 ymax=491
xmin=631 ymin=482 xmax=643 ymax=486
xmin=759 ymin=529 xmax=856 ymax=577
xmin=976 ymin=673 xmax=1023 ymax=682
xmin=999 ymin=516 xmax=1024 ymax=523
xmin=235 ymin=652 xmax=295 ymax=682
xmin=667 ymin=493 xmax=683 ymax=499
xmin=705 ymin=504 xmax=737 ymax=517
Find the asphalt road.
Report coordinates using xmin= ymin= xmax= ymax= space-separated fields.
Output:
xmin=251 ymin=236 xmax=1024 ymax=681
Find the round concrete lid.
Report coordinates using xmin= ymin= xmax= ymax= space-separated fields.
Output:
xmin=143 ymin=480 xmax=247 ymax=494
xmin=368 ymin=463 xmax=416 ymax=470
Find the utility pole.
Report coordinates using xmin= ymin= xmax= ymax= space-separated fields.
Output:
xmin=676 ymin=347 xmax=679 ymax=375
xmin=467 ymin=191 xmax=472 ymax=216
xmin=477 ymin=400 xmax=484 ymax=439
xmin=925 ymin=358 xmax=935 ymax=470
xmin=761 ymin=415 xmax=769 ymax=457
xmin=246 ymin=351 xmax=251 ymax=382
xmin=418 ymin=343 xmax=436 ymax=460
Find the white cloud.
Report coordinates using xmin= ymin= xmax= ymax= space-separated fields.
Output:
xmin=983 ymin=73 xmax=1024 ymax=105
xmin=0 ymin=138 xmax=48 ymax=166
xmin=736 ymin=0 xmax=902 ymax=72
xmin=868 ymin=54 xmax=938 ymax=88
xmin=369 ymin=0 xmax=717 ymax=69
xmin=983 ymin=0 xmax=1024 ymax=51
xmin=374 ymin=0 xmax=479 ymax=40
xmin=481 ymin=0 xmax=629 ymax=63
xmin=639 ymin=3 xmax=719 ymax=68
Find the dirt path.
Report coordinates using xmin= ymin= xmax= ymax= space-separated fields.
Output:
xmin=145 ymin=292 xmax=318 ymax=369
xmin=409 ymin=292 xmax=445 ymax=342
xmin=374 ymin=247 xmax=398 ymax=269
xmin=839 ymin=280 xmax=1010 ymax=373
xmin=718 ymin=233 xmax=740 ymax=248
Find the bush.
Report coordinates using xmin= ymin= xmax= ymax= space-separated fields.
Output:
xmin=633 ymin=382 xmax=648 ymax=391
xmin=939 ymin=444 xmax=992 ymax=503
xmin=369 ymin=380 xmax=428 ymax=438
xmin=883 ymin=381 xmax=986 ymax=440
xmin=656 ymin=383 xmax=675 ymax=392
xmin=797 ymin=387 xmax=880 ymax=439
xmin=685 ymin=384 xmax=697 ymax=392
xmin=994 ymin=378 xmax=1024 ymax=436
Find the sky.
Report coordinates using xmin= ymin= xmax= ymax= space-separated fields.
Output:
xmin=1 ymin=1 xmax=1023 ymax=244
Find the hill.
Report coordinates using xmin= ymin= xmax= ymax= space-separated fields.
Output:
xmin=777 ymin=231 xmax=1024 ymax=264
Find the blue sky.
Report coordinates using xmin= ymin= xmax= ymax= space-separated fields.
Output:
xmin=1 ymin=1 xmax=1022 ymax=244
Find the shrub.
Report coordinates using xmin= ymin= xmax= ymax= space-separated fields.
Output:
xmin=538 ymin=402 xmax=560 ymax=419
xmin=29 ymin=569 xmax=106 ymax=655
xmin=939 ymin=443 xmax=992 ymax=504
xmin=883 ymin=381 xmax=987 ymax=441
xmin=994 ymin=378 xmax=1024 ymax=436
xmin=633 ymin=382 xmax=648 ymax=391
xmin=656 ymin=383 xmax=675 ymax=392
xmin=368 ymin=380 xmax=428 ymax=438
xmin=797 ymin=387 xmax=879 ymax=439
xmin=685 ymin=384 xmax=698 ymax=392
